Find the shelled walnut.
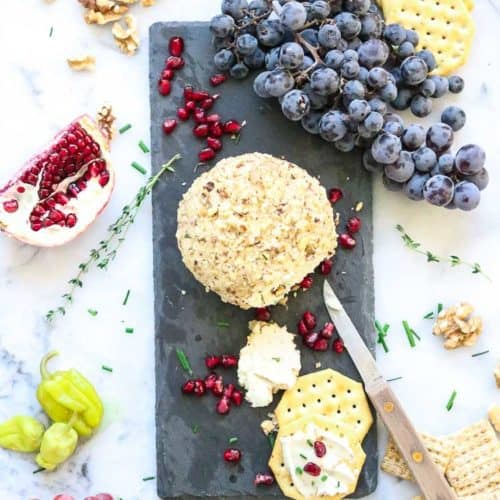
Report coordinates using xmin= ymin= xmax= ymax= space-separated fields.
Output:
xmin=112 ymin=14 xmax=140 ymax=55
xmin=67 ymin=55 xmax=96 ymax=71
xmin=81 ymin=0 xmax=130 ymax=24
xmin=432 ymin=303 xmax=482 ymax=349
xmin=495 ymin=363 xmax=500 ymax=388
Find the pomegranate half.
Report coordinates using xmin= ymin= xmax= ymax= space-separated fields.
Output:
xmin=0 ymin=113 xmax=114 ymax=247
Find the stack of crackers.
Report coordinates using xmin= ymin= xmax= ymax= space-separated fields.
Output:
xmin=268 ymin=369 xmax=374 ymax=499
xmin=382 ymin=419 xmax=500 ymax=498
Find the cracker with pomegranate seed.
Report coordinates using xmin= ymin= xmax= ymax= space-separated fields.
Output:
xmin=274 ymin=369 xmax=373 ymax=444
xmin=381 ymin=433 xmax=453 ymax=481
xmin=269 ymin=414 xmax=366 ymax=500
xmin=176 ymin=153 xmax=337 ymax=310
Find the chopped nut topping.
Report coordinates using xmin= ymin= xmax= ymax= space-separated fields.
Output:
xmin=433 ymin=303 xmax=482 ymax=349
xmin=488 ymin=404 xmax=500 ymax=432
xmin=112 ymin=14 xmax=139 ymax=55
xmin=495 ymin=363 xmax=500 ymax=388
xmin=82 ymin=0 xmax=131 ymax=24
xmin=67 ymin=55 xmax=96 ymax=71
xmin=96 ymin=105 xmax=116 ymax=141
xmin=355 ymin=201 xmax=364 ymax=212
xmin=260 ymin=413 xmax=278 ymax=436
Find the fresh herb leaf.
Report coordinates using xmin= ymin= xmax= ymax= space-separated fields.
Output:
xmin=387 ymin=376 xmax=403 ymax=382
xmin=49 ymin=27 xmax=53 ymax=37
xmin=142 ymin=476 xmax=155 ymax=482
xmin=321 ymin=475 xmax=328 ymax=482
xmin=88 ymin=309 xmax=98 ymax=317
xmin=45 ymin=154 xmax=181 ymax=321
xmin=307 ymin=439 xmax=313 ymax=447
xmin=102 ymin=365 xmax=113 ymax=373
xmin=122 ymin=289 xmax=131 ymax=306
xmin=295 ymin=466 xmax=303 ymax=475
xmin=299 ymin=453 xmax=307 ymax=460
xmin=125 ymin=327 xmax=134 ymax=334
xmin=138 ymin=140 xmax=150 ymax=153
xmin=175 ymin=348 xmax=193 ymax=376
xmin=375 ymin=320 xmax=390 ymax=353
xmin=267 ymin=431 xmax=276 ymax=449
xmin=119 ymin=123 xmax=132 ymax=134
xmin=437 ymin=303 xmax=443 ymax=314
xmin=131 ymin=161 xmax=147 ymax=175
xmin=471 ymin=350 xmax=489 ymax=358
xmin=272 ymin=357 xmax=281 ymax=362
xmin=217 ymin=321 xmax=230 ymax=328
xmin=192 ymin=425 xmax=200 ymax=434
xmin=423 ymin=311 xmax=434 ymax=319
xmin=446 ymin=390 xmax=457 ymax=411
xmin=402 ymin=320 xmax=420 ymax=348
xmin=229 ymin=437 xmax=238 ymax=444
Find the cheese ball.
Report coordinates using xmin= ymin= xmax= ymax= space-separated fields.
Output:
xmin=176 ymin=153 xmax=337 ymax=309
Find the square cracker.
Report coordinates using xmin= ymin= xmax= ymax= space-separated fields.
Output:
xmin=381 ymin=433 xmax=453 ymax=481
xmin=274 ymin=369 xmax=373 ymax=445
xmin=446 ymin=419 xmax=500 ymax=497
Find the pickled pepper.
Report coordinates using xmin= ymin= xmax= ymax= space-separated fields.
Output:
xmin=0 ymin=415 xmax=45 ymax=452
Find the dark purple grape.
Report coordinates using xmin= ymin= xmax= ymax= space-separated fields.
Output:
xmin=401 ymin=56 xmax=428 ymax=86
xmin=448 ymin=75 xmax=464 ymax=94
xmin=441 ymin=106 xmax=466 ymax=132
xmin=405 ymin=29 xmax=419 ymax=46
xmin=347 ymin=37 xmax=362 ymax=50
xmin=265 ymin=47 xmax=280 ymax=70
xmin=379 ymin=82 xmax=398 ymax=102
xmin=360 ymin=11 xmax=383 ymax=40
xmin=410 ymin=95 xmax=432 ymax=117
xmin=403 ymin=172 xmax=430 ymax=201
xmin=383 ymin=113 xmax=404 ymax=136
xmin=384 ymin=151 xmax=415 ymax=182
xmin=413 ymin=146 xmax=437 ymax=172
xmin=362 ymin=149 xmax=382 ymax=172
xmin=371 ymin=132 xmax=402 ymax=164
xmin=348 ymin=99 xmax=370 ymax=122
xmin=318 ymin=24 xmax=342 ymax=49
xmin=279 ymin=1 xmax=307 ymax=31
xmin=222 ymin=0 xmax=248 ymax=20
xmin=416 ymin=50 xmax=437 ymax=72
xmin=357 ymin=39 xmax=390 ymax=68
xmin=453 ymin=181 xmax=480 ymax=210
xmin=310 ymin=0 xmax=330 ymax=19
xmin=256 ymin=19 xmax=285 ymax=47
xmin=248 ymin=0 xmax=269 ymax=15
xmin=236 ymin=34 xmax=258 ymax=55
xmin=299 ymin=28 xmax=319 ymax=48
xmin=335 ymin=12 xmax=362 ymax=40
xmin=301 ymin=110 xmax=323 ymax=134
xmin=214 ymin=49 xmax=235 ymax=71
xmin=402 ymin=123 xmax=426 ymax=151
xmin=391 ymin=88 xmax=414 ymax=110
xmin=279 ymin=42 xmax=304 ymax=69
xmin=319 ymin=110 xmax=347 ymax=142
xmin=253 ymin=71 xmax=271 ymax=98
xmin=368 ymin=97 xmax=386 ymax=114
xmin=437 ymin=153 xmax=455 ymax=174
xmin=244 ymin=48 xmax=265 ymax=69
xmin=344 ymin=49 xmax=359 ymax=61
xmin=423 ymin=175 xmax=454 ymax=207
xmin=281 ymin=90 xmax=310 ymax=121
xmin=344 ymin=0 xmax=370 ymax=15
xmin=324 ymin=49 xmax=344 ymax=69
xmin=341 ymin=60 xmax=360 ymax=79
xmin=302 ymin=83 xmax=329 ymax=110
xmin=367 ymin=67 xmax=389 ymax=89
xmin=383 ymin=23 xmax=406 ymax=45
xmin=426 ymin=123 xmax=454 ymax=155
xmin=310 ymin=67 xmax=340 ymax=96
xmin=210 ymin=14 xmax=235 ymax=38
xmin=467 ymin=168 xmax=489 ymax=191
xmin=430 ymin=75 xmax=449 ymax=98
xmin=264 ymin=68 xmax=295 ymax=96
xmin=418 ymin=78 xmax=436 ymax=97
xmin=230 ymin=62 xmax=250 ymax=79
xmin=398 ymin=41 xmax=415 ymax=59
xmin=455 ymin=144 xmax=486 ymax=175
xmin=343 ymin=80 xmax=366 ymax=102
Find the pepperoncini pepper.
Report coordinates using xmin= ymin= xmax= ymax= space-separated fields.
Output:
xmin=0 ymin=415 xmax=45 ymax=452
xmin=36 ymin=351 xmax=103 ymax=437
xmin=36 ymin=414 xmax=78 ymax=471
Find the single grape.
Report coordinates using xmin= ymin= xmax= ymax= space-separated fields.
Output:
xmin=364 ymin=111 xmax=384 ymax=132
xmin=437 ymin=153 xmax=455 ymax=174
xmin=265 ymin=47 xmax=280 ymax=70
xmin=379 ymin=82 xmax=398 ymax=102
xmin=384 ymin=150 xmax=415 ymax=182
xmin=405 ymin=29 xmax=419 ymax=46
xmin=310 ymin=67 xmax=340 ymax=96
xmin=371 ymin=132 xmax=402 ymax=164
xmin=391 ymin=88 xmax=414 ymax=110
xmin=301 ymin=110 xmax=323 ymax=134
xmin=256 ymin=19 xmax=285 ymax=47
xmin=423 ymin=175 xmax=454 ymax=206
xmin=383 ymin=113 xmax=404 ymax=136
xmin=390 ymin=67 xmax=403 ymax=86
xmin=248 ymin=0 xmax=269 ymax=15
xmin=334 ymin=132 xmax=356 ymax=152
xmin=441 ymin=106 xmax=466 ymax=132
xmin=244 ymin=48 xmax=265 ymax=69
xmin=426 ymin=123 xmax=454 ymax=155
xmin=335 ymin=12 xmax=362 ymax=40
xmin=344 ymin=80 xmax=366 ymax=103
xmin=319 ymin=110 xmax=347 ymax=142
xmin=279 ymin=42 xmax=304 ymax=69
xmin=403 ymin=172 xmax=430 ymax=201
xmin=236 ymin=34 xmax=258 ymax=55
xmin=343 ymin=0 xmax=370 ymax=15
xmin=360 ymin=12 xmax=383 ymax=40
xmin=357 ymin=39 xmax=390 ymax=68
xmin=253 ymin=71 xmax=271 ymax=98
xmin=419 ymin=78 xmax=436 ymax=97
xmin=453 ymin=181 xmax=480 ymax=210
xmin=213 ymin=36 xmax=233 ymax=51
xmin=264 ymin=68 xmax=295 ymax=96
xmin=209 ymin=14 xmax=235 ymax=38
xmin=281 ymin=90 xmax=311 ymax=121
xmin=341 ymin=60 xmax=360 ymax=79
xmin=467 ymin=168 xmax=489 ymax=191
xmin=430 ymin=75 xmax=449 ymax=98
xmin=448 ymin=75 xmax=465 ymax=94
xmin=368 ymin=97 xmax=386 ymax=114
xmin=362 ymin=149 xmax=382 ymax=172
xmin=416 ymin=50 xmax=437 ymax=72
xmin=401 ymin=56 xmax=428 ymax=86
xmin=454 ymin=144 xmax=486 ymax=175
xmin=280 ymin=1 xmax=308 ymax=31
xmin=302 ymin=83 xmax=329 ymax=110
xmin=214 ymin=49 xmax=235 ymax=71
xmin=398 ymin=41 xmax=415 ymax=59
xmin=358 ymin=66 xmax=369 ymax=84
xmin=410 ymin=95 xmax=432 ymax=117
xmin=367 ymin=67 xmax=389 ymax=89
xmin=230 ymin=62 xmax=250 ymax=79
xmin=299 ymin=28 xmax=319 ymax=47
xmin=348 ymin=99 xmax=371 ymax=122
xmin=300 ymin=55 xmax=315 ymax=70
xmin=343 ymin=49 xmax=359 ymax=61
xmin=383 ymin=23 xmax=407 ymax=45
xmin=413 ymin=146 xmax=437 ymax=172
xmin=402 ymin=124 xmax=426 ymax=151
xmin=222 ymin=0 xmax=248 ymax=20
xmin=318 ymin=24 xmax=342 ymax=49
xmin=383 ymin=174 xmax=403 ymax=191
xmin=347 ymin=37 xmax=362 ymax=50
xmin=324 ymin=49 xmax=344 ymax=69
xmin=310 ymin=0 xmax=331 ymax=19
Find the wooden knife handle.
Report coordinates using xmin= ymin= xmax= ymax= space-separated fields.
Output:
xmin=365 ymin=378 xmax=457 ymax=500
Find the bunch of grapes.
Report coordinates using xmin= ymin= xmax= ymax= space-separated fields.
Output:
xmin=209 ymin=0 xmax=489 ymax=210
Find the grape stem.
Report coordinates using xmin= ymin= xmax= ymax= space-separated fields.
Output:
xmin=295 ymin=33 xmax=323 ymax=65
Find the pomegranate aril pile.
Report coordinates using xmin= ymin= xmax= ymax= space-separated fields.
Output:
xmin=158 ymin=37 xmax=185 ymax=95
xmin=298 ymin=310 xmax=343 ymax=354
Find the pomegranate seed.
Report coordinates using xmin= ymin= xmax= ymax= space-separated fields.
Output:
xmin=166 ymin=56 xmax=184 ymax=70
xmin=216 ymin=396 xmax=231 ymax=415
xmin=205 ymin=355 xmax=221 ymax=370
xmin=333 ymin=338 xmax=344 ymax=353
xmin=95 ymin=495 xmax=113 ymax=500
xmin=163 ymin=119 xmax=177 ymax=135
xmin=177 ymin=108 xmax=190 ymax=121
xmin=194 ymin=379 xmax=206 ymax=396
xmin=223 ymin=448 xmax=241 ymax=462
xmin=303 ymin=311 xmax=317 ymax=330
xmin=297 ymin=319 xmax=309 ymax=336
xmin=224 ymin=120 xmax=242 ymax=134
xmin=99 ymin=171 xmax=110 ymax=187
xmin=320 ymin=322 xmax=335 ymax=339
xmin=160 ymin=68 xmax=175 ymax=80
xmin=221 ymin=354 xmax=238 ymax=369
xmin=319 ymin=258 xmax=333 ymax=275
xmin=169 ymin=36 xmax=184 ymax=57
xmin=328 ymin=187 xmax=343 ymax=204
xmin=191 ymin=90 xmax=210 ymax=101
xmin=184 ymin=86 xmax=194 ymax=101
xmin=204 ymin=373 xmax=218 ymax=390
xmin=303 ymin=331 xmax=319 ymax=349
xmin=254 ymin=473 xmax=274 ymax=486
xmin=231 ymin=389 xmax=243 ymax=406
xmin=223 ymin=383 xmax=235 ymax=399
xmin=66 ymin=213 xmax=77 ymax=228
xmin=49 ymin=209 xmax=64 ymax=223
xmin=193 ymin=124 xmax=210 ymax=138
xmin=185 ymin=100 xmax=196 ymax=112
xmin=54 ymin=496 xmax=74 ymax=500
xmin=43 ymin=219 xmax=54 ymax=228
xmin=347 ymin=216 xmax=362 ymax=235
xmin=198 ymin=148 xmax=216 ymax=162
xmin=3 ymin=200 xmax=18 ymax=213
xmin=55 ymin=192 xmax=69 ymax=205
xmin=212 ymin=375 xmax=224 ymax=397
xmin=210 ymin=74 xmax=227 ymax=87
xmin=194 ymin=109 xmax=207 ymax=124
xmin=158 ymin=79 xmax=171 ymax=96
xmin=254 ymin=307 xmax=271 ymax=322
xmin=200 ymin=98 xmax=215 ymax=110
xmin=300 ymin=275 xmax=313 ymax=289
xmin=31 ymin=221 xmax=42 ymax=232
xmin=303 ymin=462 xmax=321 ymax=476
xmin=182 ymin=380 xmax=196 ymax=394
xmin=314 ymin=440 xmax=327 ymax=458
xmin=45 ymin=198 xmax=57 ymax=209
xmin=339 ymin=233 xmax=356 ymax=250
xmin=312 ymin=338 xmax=329 ymax=351
xmin=32 ymin=205 xmax=46 ymax=216
xmin=209 ymin=122 xmax=224 ymax=138
xmin=16 ymin=186 xmax=25 ymax=193
xmin=206 ymin=113 xmax=221 ymax=123
xmin=207 ymin=137 xmax=222 ymax=151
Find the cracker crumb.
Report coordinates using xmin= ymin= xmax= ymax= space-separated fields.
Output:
xmin=260 ymin=413 xmax=278 ymax=436
xmin=67 ymin=55 xmax=96 ymax=71
xmin=315 ymin=361 xmax=321 ymax=369
xmin=355 ymin=201 xmax=364 ymax=212
xmin=433 ymin=303 xmax=482 ymax=349
xmin=488 ymin=404 xmax=500 ymax=432
xmin=334 ymin=212 xmax=340 ymax=226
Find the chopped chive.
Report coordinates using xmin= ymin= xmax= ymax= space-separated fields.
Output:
xmin=306 ymin=439 xmax=313 ymax=447
xmin=142 ymin=476 xmax=155 ymax=482
xmin=88 ymin=309 xmax=98 ymax=316
xmin=102 ymin=365 xmax=113 ymax=373
xmin=131 ymin=161 xmax=147 ymax=175
xmin=229 ymin=437 xmax=238 ymax=444
xmin=472 ymin=350 xmax=489 ymax=358
xmin=272 ymin=357 xmax=281 ymax=362
xmin=437 ymin=303 xmax=443 ymax=314
xmin=299 ymin=453 xmax=307 ymax=460
xmin=33 ymin=467 xmax=45 ymax=474
xmin=402 ymin=320 xmax=419 ymax=348
xmin=122 ymin=289 xmax=131 ymax=306
xmin=375 ymin=321 xmax=390 ymax=353
xmin=321 ymin=475 xmax=328 ymax=482
xmin=175 ymin=348 xmax=193 ymax=376
xmin=125 ymin=327 xmax=134 ymax=334
xmin=49 ymin=27 xmax=53 ymax=37
xmin=387 ymin=376 xmax=403 ymax=382
xmin=295 ymin=466 xmax=303 ymax=475
xmin=138 ymin=140 xmax=150 ymax=153
xmin=267 ymin=431 xmax=276 ymax=449
xmin=192 ymin=425 xmax=200 ymax=434
xmin=119 ymin=123 xmax=132 ymax=134
xmin=446 ymin=390 xmax=457 ymax=411
xmin=217 ymin=320 xmax=230 ymax=328
xmin=423 ymin=311 xmax=434 ymax=319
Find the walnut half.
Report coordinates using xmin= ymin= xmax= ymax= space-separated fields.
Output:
xmin=67 ymin=55 xmax=96 ymax=71
xmin=432 ymin=303 xmax=482 ymax=349
xmin=112 ymin=14 xmax=140 ymax=55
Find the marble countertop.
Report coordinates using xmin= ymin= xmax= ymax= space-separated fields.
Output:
xmin=0 ymin=1 xmax=498 ymax=499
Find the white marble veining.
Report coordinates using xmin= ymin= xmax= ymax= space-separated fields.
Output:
xmin=0 ymin=1 xmax=498 ymax=499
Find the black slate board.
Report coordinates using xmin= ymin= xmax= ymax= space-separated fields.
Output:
xmin=150 ymin=22 xmax=377 ymax=499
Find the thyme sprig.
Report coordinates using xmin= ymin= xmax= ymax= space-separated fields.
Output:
xmin=46 ymin=153 xmax=181 ymax=322
xmin=396 ymin=225 xmax=490 ymax=281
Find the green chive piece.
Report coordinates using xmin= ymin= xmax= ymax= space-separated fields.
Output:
xmin=142 ymin=476 xmax=155 ymax=482
xmin=175 ymin=348 xmax=193 ymax=376
xmin=102 ymin=365 xmax=113 ymax=373
xmin=472 ymin=350 xmax=489 ymax=358
xmin=437 ymin=303 xmax=443 ymax=314
xmin=49 ymin=27 xmax=53 ymax=37
xmin=375 ymin=320 xmax=390 ymax=353
xmin=229 ymin=437 xmax=238 ymax=444
xmin=272 ymin=357 xmax=280 ymax=362
xmin=423 ymin=311 xmax=434 ymax=319
xmin=321 ymin=475 xmax=328 ymax=482
xmin=387 ymin=376 xmax=403 ymax=382
xmin=122 ymin=289 xmax=131 ymax=306
xmin=217 ymin=320 xmax=230 ymax=328
xmin=267 ymin=432 xmax=276 ymax=449
xmin=306 ymin=439 xmax=313 ymax=447
xmin=119 ymin=123 xmax=132 ymax=134
xmin=299 ymin=453 xmax=307 ymax=460
xmin=295 ymin=467 xmax=303 ymax=475
xmin=125 ymin=327 xmax=134 ymax=334
xmin=131 ymin=161 xmax=147 ymax=175
xmin=402 ymin=320 xmax=419 ymax=348
xmin=192 ymin=425 xmax=199 ymax=434
xmin=446 ymin=390 xmax=457 ymax=411
xmin=138 ymin=140 xmax=150 ymax=153
xmin=33 ymin=467 xmax=45 ymax=474
xmin=88 ymin=309 xmax=98 ymax=316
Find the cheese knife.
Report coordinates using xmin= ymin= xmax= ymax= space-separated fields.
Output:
xmin=323 ymin=281 xmax=457 ymax=500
